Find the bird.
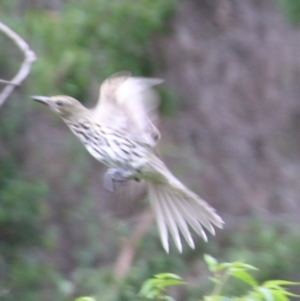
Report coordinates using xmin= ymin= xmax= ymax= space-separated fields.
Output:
xmin=32 ymin=72 xmax=224 ymax=253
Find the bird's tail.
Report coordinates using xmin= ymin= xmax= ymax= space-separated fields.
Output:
xmin=146 ymin=156 xmax=224 ymax=253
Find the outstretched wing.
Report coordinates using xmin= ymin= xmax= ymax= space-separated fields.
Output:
xmin=92 ymin=72 xmax=163 ymax=147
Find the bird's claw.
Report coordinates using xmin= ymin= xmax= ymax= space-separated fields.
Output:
xmin=103 ymin=168 xmax=133 ymax=192
xmin=108 ymin=168 xmax=129 ymax=182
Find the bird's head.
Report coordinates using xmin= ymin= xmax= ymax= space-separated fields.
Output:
xmin=32 ymin=95 xmax=87 ymax=119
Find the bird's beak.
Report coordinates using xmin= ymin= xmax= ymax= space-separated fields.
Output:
xmin=31 ymin=96 xmax=50 ymax=105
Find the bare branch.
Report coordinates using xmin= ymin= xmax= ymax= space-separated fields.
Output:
xmin=0 ymin=22 xmax=37 ymax=107
xmin=0 ymin=79 xmax=20 ymax=86
xmin=113 ymin=209 xmax=154 ymax=280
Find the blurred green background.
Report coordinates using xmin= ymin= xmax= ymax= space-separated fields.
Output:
xmin=1 ymin=0 xmax=300 ymax=300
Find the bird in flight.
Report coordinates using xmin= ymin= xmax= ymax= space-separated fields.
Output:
xmin=32 ymin=72 xmax=223 ymax=252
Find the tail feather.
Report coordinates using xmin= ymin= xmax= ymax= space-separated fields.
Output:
xmin=146 ymin=156 xmax=224 ymax=252
xmin=171 ymin=194 xmax=208 ymax=241
xmin=184 ymin=196 xmax=216 ymax=234
xmin=148 ymin=183 xmax=169 ymax=252
xmin=159 ymin=189 xmax=183 ymax=252
xmin=162 ymin=190 xmax=195 ymax=250
xmin=148 ymin=181 xmax=223 ymax=252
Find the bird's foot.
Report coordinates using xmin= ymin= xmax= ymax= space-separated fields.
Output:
xmin=104 ymin=168 xmax=137 ymax=192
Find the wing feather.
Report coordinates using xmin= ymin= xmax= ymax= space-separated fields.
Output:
xmin=92 ymin=72 xmax=163 ymax=147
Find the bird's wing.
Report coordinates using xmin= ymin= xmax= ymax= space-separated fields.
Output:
xmin=92 ymin=72 xmax=163 ymax=147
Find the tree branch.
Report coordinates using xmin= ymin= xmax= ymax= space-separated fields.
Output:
xmin=0 ymin=22 xmax=36 ymax=107
xmin=113 ymin=209 xmax=154 ymax=280
xmin=0 ymin=79 xmax=20 ymax=85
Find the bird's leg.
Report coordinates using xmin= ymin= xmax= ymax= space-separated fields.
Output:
xmin=108 ymin=168 xmax=134 ymax=182
xmin=103 ymin=168 xmax=139 ymax=192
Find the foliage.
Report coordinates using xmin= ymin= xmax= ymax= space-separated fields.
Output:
xmin=277 ymin=0 xmax=300 ymax=25
xmin=0 ymin=100 xmax=49 ymax=301
xmin=2 ymin=0 xmax=176 ymax=100
xmin=65 ymin=222 xmax=300 ymax=301
xmin=220 ymin=221 xmax=300 ymax=284
xmin=137 ymin=255 xmax=300 ymax=301
xmin=75 ymin=298 xmax=97 ymax=301
xmin=139 ymin=273 xmax=185 ymax=301
xmin=202 ymin=255 xmax=299 ymax=301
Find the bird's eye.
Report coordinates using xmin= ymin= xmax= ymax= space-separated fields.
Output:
xmin=56 ymin=100 xmax=64 ymax=106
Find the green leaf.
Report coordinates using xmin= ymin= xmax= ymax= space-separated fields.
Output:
xmin=139 ymin=279 xmax=156 ymax=297
xmin=263 ymin=285 xmax=299 ymax=297
xmin=74 ymin=297 xmax=96 ymax=301
xmin=219 ymin=297 xmax=233 ymax=301
xmin=264 ymin=280 xmax=300 ymax=287
xmin=204 ymin=254 xmax=219 ymax=272
xmin=256 ymin=287 xmax=274 ymax=301
xmin=272 ymin=291 xmax=289 ymax=301
xmin=231 ymin=269 xmax=258 ymax=287
xmin=139 ymin=273 xmax=185 ymax=299
xmin=243 ymin=298 xmax=258 ymax=301
xmin=279 ymin=291 xmax=300 ymax=297
xmin=211 ymin=260 xmax=258 ymax=273
xmin=213 ymin=263 xmax=232 ymax=272
xmin=162 ymin=296 xmax=176 ymax=301
xmin=153 ymin=273 xmax=185 ymax=286
xmin=155 ymin=273 xmax=183 ymax=280
xmin=209 ymin=277 xmax=222 ymax=284
xmin=156 ymin=279 xmax=186 ymax=287
xmin=229 ymin=262 xmax=258 ymax=271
